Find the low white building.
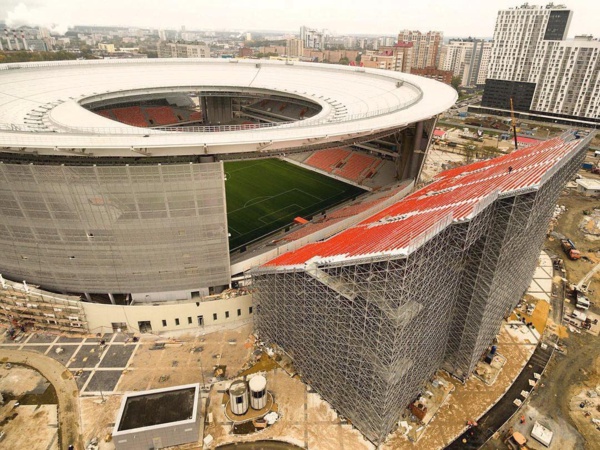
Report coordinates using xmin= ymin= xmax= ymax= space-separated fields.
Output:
xmin=576 ymin=178 xmax=600 ymax=196
xmin=113 ymin=384 xmax=201 ymax=450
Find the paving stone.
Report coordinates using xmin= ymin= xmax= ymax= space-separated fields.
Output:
xmin=84 ymin=370 xmax=122 ymax=393
xmin=99 ymin=344 xmax=136 ymax=368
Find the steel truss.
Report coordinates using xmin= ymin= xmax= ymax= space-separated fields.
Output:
xmin=252 ymin=136 xmax=589 ymax=445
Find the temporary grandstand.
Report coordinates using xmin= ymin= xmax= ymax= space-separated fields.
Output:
xmin=252 ymin=131 xmax=593 ymax=444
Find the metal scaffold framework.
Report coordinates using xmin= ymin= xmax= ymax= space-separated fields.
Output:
xmin=0 ymin=277 xmax=87 ymax=334
xmin=252 ymin=131 xmax=592 ymax=445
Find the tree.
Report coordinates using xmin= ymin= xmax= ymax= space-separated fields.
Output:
xmin=451 ymin=76 xmax=462 ymax=92
xmin=338 ymin=56 xmax=350 ymax=65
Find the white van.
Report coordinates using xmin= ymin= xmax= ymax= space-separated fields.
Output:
xmin=576 ymin=297 xmax=590 ymax=310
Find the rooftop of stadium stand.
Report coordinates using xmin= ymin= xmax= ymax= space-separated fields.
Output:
xmin=0 ymin=58 xmax=456 ymax=158
xmin=260 ymin=132 xmax=591 ymax=269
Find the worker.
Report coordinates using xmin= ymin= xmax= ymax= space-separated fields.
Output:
xmin=520 ymin=415 xmax=526 ymax=424
xmin=508 ymin=166 xmax=513 ymax=173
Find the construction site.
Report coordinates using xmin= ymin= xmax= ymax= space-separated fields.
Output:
xmin=0 ymin=121 xmax=599 ymax=450
xmin=252 ymin=130 xmax=591 ymax=445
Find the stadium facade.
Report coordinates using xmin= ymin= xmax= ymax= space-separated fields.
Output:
xmin=0 ymin=58 xmax=455 ymax=333
xmin=252 ymin=132 xmax=592 ymax=444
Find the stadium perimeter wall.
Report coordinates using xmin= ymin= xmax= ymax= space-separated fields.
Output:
xmin=0 ymin=277 xmax=253 ymax=334
xmin=83 ymin=294 xmax=253 ymax=334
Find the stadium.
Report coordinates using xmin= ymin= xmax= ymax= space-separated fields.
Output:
xmin=0 ymin=58 xmax=454 ymax=327
xmin=0 ymin=58 xmax=593 ymax=444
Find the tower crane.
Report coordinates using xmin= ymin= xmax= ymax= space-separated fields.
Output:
xmin=510 ymin=97 xmax=519 ymax=151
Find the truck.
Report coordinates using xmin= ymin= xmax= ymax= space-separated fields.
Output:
xmin=561 ymin=239 xmax=581 ymax=260
xmin=576 ymin=296 xmax=590 ymax=310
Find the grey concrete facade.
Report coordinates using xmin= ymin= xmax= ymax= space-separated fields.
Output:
xmin=0 ymin=161 xmax=230 ymax=295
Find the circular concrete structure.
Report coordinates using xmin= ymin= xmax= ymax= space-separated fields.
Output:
xmin=0 ymin=59 xmax=456 ymax=157
xmin=0 ymin=59 xmax=456 ymax=302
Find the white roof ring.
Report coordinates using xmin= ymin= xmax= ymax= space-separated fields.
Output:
xmin=0 ymin=58 xmax=457 ymax=157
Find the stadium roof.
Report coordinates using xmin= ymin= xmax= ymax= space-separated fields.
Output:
xmin=261 ymin=132 xmax=589 ymax=269
xmin=0 ymin=59 xmax=456 ymax=157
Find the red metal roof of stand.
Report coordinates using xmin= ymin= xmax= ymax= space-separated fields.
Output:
xmin=262 ymin=134 xmax=583 ymax=269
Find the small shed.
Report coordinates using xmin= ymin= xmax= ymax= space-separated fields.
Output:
xmin=433 ymin=128 xmax=447 ymax=140
xmin=576 ymin=178 xmax=600 ymax=196
xmin=531 ymin=421 xmax=553 ymax=447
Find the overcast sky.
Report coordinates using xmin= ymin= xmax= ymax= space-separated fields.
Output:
xmin=1 ymin=0 xmax=598 ymax=38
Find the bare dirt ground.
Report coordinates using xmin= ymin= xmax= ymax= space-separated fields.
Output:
xmin=0 ymin=349 xmax=82 ymax=449
xmin=117 ymin=323 xmax=254 ymax=393
xmin=485 ymin=186 xmax=600 ymax=450
xmin=568 ymin=355 xmax=600 ymax=450
xmin=0 ymin=364 xmax=45 ymax=395
xmin=0 ymin=403 xmax=59 ymax=450
xmin=204 ymin=367 xmax=373 ymax=450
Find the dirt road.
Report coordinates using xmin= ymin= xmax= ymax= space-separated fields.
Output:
xmin=0 ymin=349 xmax=82 ymax=450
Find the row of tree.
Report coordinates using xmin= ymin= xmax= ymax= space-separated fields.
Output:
xmin=0 ymin=51 xmax=82 ymax=64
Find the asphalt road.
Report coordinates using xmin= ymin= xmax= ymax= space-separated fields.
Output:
xmin=0 ymin=349 xmax=83 ymax=450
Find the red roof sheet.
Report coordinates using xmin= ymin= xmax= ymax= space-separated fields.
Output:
xmin=263 ymin=134 xmax=581 ymax=268
xmin=517 ymin=136 xmax=540 ymax=146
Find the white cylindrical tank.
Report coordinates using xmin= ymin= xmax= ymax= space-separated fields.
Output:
xmin=229 ymin=380 xmax=249 ymax=415
xmin=249 ymin=375 xmax=267 ymax=410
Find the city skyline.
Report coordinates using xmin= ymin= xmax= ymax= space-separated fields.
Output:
xmin=1 ymin=0 xmax=599 ymax=38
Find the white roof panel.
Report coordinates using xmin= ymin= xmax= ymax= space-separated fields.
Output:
xmin=0 ymin=59 xmax=457 ymax=157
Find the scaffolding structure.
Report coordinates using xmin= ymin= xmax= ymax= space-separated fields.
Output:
xmin=0 ymin=276 xmax=87 ymax=334
xmin=252 ymin=132 xmax=591 ymax=445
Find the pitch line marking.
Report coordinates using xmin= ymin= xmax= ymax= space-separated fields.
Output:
xmin=258 ymin=204 xmax=302 ymax=225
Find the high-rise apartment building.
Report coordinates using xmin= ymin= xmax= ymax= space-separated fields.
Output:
xmin=480 ymin=3 xmax=600 ymax=124
xmin=530 ymin=36 xmax=600 ymax=119
xmin=438 ymin=40 xmax=492 ymax=87
xmin=397 ymin=30 xmax=443 ymax=70
xmin=300 ymin=26 xmax=325 ymax=50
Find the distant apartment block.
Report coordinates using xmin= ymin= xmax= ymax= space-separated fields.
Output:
xmin=479 ymin=3 xmax=599 ymax=124
xmin=362 ymin=42 xmax=413 ymax=73
xmin=302 ymin=49 xmax=359 ymax=64
xmin=98 ymin=43 xmax=116 ymax=53
xmin=157 ymin=42 xmax=210 ymax=58
xmin=438 ymin=40 xmax=492 ymax=87
xmin=238 ymin=46 xmax=253 ymax=58
xmin=411 ymin=67 xmax=453 ymax=85
xmin=286 ymin=38 xmax=304 ymax=58
xmin=397 ymin=30 xmax=443 ymax=70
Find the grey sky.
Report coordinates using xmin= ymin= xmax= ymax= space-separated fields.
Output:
xmin=1 ymin=0 xmax=598 ymax=38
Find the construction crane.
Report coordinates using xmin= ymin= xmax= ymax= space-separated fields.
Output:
xmin=510 ymin=97 xmax=519 ymax=151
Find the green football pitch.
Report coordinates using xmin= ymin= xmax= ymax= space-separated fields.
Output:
xmin=224 ymin=158 xmax=365 ymax=250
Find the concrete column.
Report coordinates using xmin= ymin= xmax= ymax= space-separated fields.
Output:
xmin=108 ymin=293 xmax=116 ymax=305
xmin=84 ymin=293 xmax=92 ymax=302
xmin=204 ymin=96 xmax=232 ymax=125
